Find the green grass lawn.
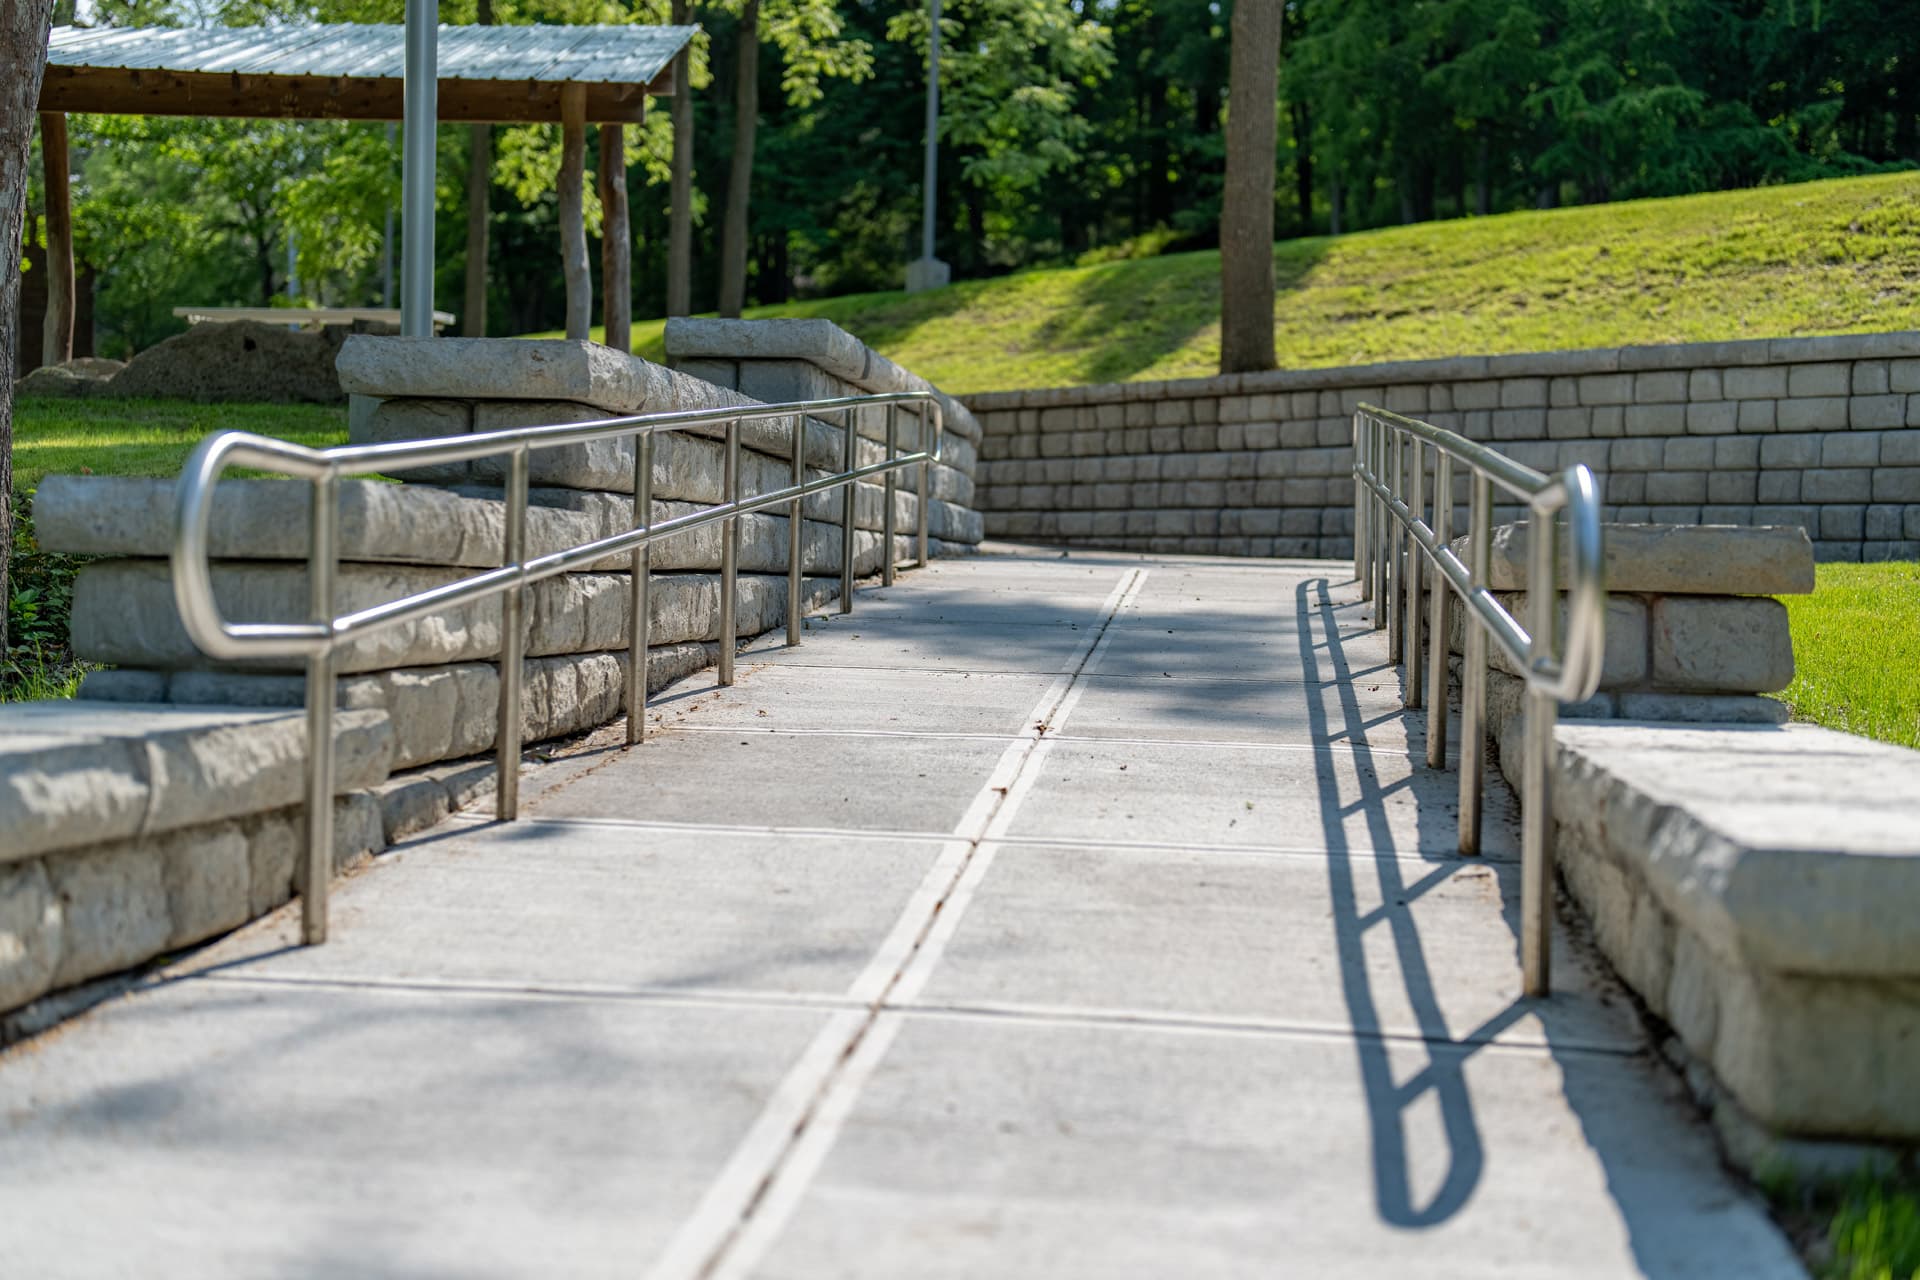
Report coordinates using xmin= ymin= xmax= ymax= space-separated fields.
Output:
xmin=10 ymin=396 xmax=348 ymax=490
xmin=1780 ymin=562 xmax=1920 ymax=750
xmin=537 ymin=171 xmax=1920 ymax=395
xmin=4 ymin=397 xmax=348 ymax=702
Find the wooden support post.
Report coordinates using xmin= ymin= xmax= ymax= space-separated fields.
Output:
xmin=39 ymin=111 xmax=73 ymax=367
xmin=597 ymin=123 xmax=631 ymax=354
xmin=558 ymin=84 xmax=591 ymax=342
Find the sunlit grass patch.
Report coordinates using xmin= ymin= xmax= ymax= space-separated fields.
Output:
xmin=1780 ymin=562 xmax=1920 ymax=750
xmin=535 ymin=172 xmax=1920 ymax=395
xmin=12 ymin=397 xmax=347 ymax=489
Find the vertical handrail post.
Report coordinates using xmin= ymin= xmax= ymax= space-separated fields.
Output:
xmin=301 ymin=471 xmax=337 ymax=945
xmin=840 ymin=409 xmax=856 ymax=614
xmin=1352 ymin=412 xmax=1367 ymax=592
xmin=1521 ymin=501 xmax=1559 ymax=996
xmin=882 ymin=403 xmax=898 ymax=588
xmin=1426 ymin=452 xmax=1453 ymax=769
xmin=1459 ymin=470 xmax=1491 ymax=855
xmin=916 ymin=404 xmax=931 ymax=568
xmin=719 ymin=419 xmax=739 ymax=685
xmin=1371 ymin=417 xmax=1387 ymax=629
xmin=627 ymin=430 xmax=653 ymax=744
xmin=496 ymin=445 xmax=529 ymax=820
xmin=1386 ymin=427 xmax=1402 ymax=662
xmin=787 ymin=412 xmax=804 ymax=646
xmin=1405 ymin=438 xmax=1425 ymax=709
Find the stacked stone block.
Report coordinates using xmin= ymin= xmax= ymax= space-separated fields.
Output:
xmin=1448 ymin=523 xmax=1816 ymax=734
xmin=970 ymin=332 xmax=1920 ymax=562
xmin=5 ymin=328 xmax=984 ymax=1023
xmin=41 ymin=333 xmax=985 ymax=775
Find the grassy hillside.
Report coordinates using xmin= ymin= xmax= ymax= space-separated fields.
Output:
xmin=541 ymin=172 xmax=1920 ymax=395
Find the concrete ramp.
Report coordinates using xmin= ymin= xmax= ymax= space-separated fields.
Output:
xmin=0 ymin=547 xmax=1802 ymax=1278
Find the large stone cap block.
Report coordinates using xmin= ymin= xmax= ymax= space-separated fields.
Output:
xmin=1554 ymin=721 xmax=1920 ymax=977
xmin=1459 ymin=522 xmax=1815 ymax=595
xmin=337 ymin=336 xmax=687 ymax=413
xmin=664 ymin=317 xmax=982 ymax=445
xmin=0 ymin=703 xmax=393 ymax=864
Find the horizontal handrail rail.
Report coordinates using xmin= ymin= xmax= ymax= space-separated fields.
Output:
xmin=171 ymin=390 xmax=945 ymax=946
xmin=1351 ymin=403 xmax=1606 ymax=998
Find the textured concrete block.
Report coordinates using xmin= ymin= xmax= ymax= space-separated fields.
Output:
xmin=1578 ymin=374 xmax=1635 ymax=405
xmin=1463 ymin=521 xmax=1815 ymax=595
xmin=1786 ymin=363 xmax=1850 ymax=397
xmin=1852 ymin=362 xmax=1891 ymax=395
xmin=1500 ymin=378 xmax=1548 ymax=408
xmin=1551 ymin=720 xmax=1920 ymax=1138
xmin=1635 ymin=371 xmax=1689 ymax=403
xmin=1646 ymin=472 xmax=1708 ymax=504
xmin=1777 ymin=397 xmax=1848 ymax=431
xmin=1874 ymin=467 xmax=1920 ymax=502
xmin=1649 ymin=597 xmax=1795 ymax=692
xmin=1723 ymin=367 xmax=1787 ymax=400
xmin=1615 ymin=692 xmax=1789 ymax=724
xmin=1851 ymin=395 xmax=1907 ymax=429
xmin=0 ymin=704 xmax=393 ymax=865
xmin=1803 ymin=468 xmax=1872 ymax=503
xmin=1624 ymin=403 xmax=1685 ymax=435
xmin=45 ymin=842 xmax=171 ymax=989
xmin=1822 ymin=434 xmax=1882 ymax=467
xmin=0 ymin=861 xmax=59 ymax=1011
xmin=1685 ymin=402 xmax=1737 ymax=434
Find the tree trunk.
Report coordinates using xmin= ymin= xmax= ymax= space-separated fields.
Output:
xmin=463 ymin=124 xmax=490 ymax=335
xmin=462 ymin=0 xmax=493 ymax=337
xmin=718 ymin=0 xmax=759 ymax=319
xmin=39 ymin=112 xmax=72 ymax=366
xmin=558 ymin=84 xmax=592 ymax=341
xmin=3 ymin=0 xmax=56 ymax=659
xmin=598 ymin=125 xmax=631 ymax=353
xmin=666 ymin=0 xmax=694 ymax=316
xmin=1219 ymin=0 xmax=1280 ymax=374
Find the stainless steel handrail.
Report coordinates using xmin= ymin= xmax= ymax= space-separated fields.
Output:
xmin=172 ymin=391 xmax=945 ymax=945
xmin=1350 ymin=403 xmax=1605 ymax=997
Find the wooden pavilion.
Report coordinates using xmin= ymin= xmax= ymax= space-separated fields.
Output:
xmin=34 ymin=22 xmax=697 ymax=362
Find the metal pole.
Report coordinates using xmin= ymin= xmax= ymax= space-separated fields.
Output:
xmin=627 ymin=431 xmax=653 ymax=744
xmin=496 ymin=447 xmax=527 ymax=820
xmin=1521 ymin=505 xmax=1558 ymax=996
xmin=840 ymin=410 xmax=856 ymax=614
xmin=1370 ymin=418 xmax=1387 ymax=630
xmin=787 ymin=414 xmax=804 ymax=645
xmin=1386 ymin=428 xmax=1402 ymax=663
xmin=1459 ymin=470 xmax=1490 ymax=856
xmin=1426 ymin=452 xmax=1453 ymax=769
xmin=882 ymin=404 xmax=898 ymax=587
xmin=401 ymin=0 xmax=438 ymax=338
xmin=921 ymin=0 xmax=940 ymax=265
xmin=1352 ymin=412 xmax=1366 ymax=591
xmin=719 ymin=421 xmax=739 ymax=685
xmin=916 ymin=405 xmax=931 ymax=568
xmin=1405 ymin=439 xmax=1424 ymax=710
xmin=301 ymin=473 xmax=337 ymax=946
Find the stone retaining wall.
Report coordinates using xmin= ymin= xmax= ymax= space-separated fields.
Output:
xmin=969 ymin=331 xmax=1920 ymax=562
xmin=3 ymin=326 xmax=982 ymax=1022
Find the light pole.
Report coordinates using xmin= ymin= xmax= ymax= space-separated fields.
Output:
xmin=906 ymin=0 xmax=949 ymax=292
xmin=400 ymin=0 xmax=438 ymax=336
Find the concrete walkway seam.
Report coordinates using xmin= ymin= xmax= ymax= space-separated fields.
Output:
xmin=644 ymin=568 xmax=1147 ymax=1280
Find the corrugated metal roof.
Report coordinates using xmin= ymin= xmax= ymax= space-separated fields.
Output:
xmin=46 ymin=23 xmax=696 ymax=86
